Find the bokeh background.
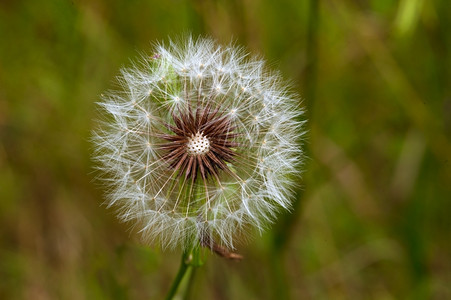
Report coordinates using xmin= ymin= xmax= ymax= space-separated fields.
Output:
xmin=1 ymin=0 xmax=450 ymax=299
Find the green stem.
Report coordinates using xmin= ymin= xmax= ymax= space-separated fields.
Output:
xmin=165 ymin=250 xmax=192 ymax=300
xmin=165 ymin=246 xmax=203 ymax=300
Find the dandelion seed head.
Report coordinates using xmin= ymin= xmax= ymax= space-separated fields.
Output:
xmin=92 ymin=36 xmax=305 ymax=250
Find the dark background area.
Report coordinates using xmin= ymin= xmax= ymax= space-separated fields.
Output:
xmin=0 ymin=0 xmax=450 ymax=299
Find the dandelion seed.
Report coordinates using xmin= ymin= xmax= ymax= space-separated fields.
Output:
xmin=92 ymin=36 xmax=305 ymax=251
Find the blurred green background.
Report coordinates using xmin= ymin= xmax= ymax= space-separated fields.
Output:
xmin=1 ymin=0 xmax=450 ymax=299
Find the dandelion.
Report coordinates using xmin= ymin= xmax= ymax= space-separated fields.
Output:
xmin=92 ymin=36 xmax=305 ymax=254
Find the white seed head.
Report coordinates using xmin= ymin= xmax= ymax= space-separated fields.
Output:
xmin=92 ymin=36 xmax=305 ymax=250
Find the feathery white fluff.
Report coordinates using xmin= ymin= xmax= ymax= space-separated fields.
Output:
xmin=92 ymin=36 xmax=305 ymax=250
